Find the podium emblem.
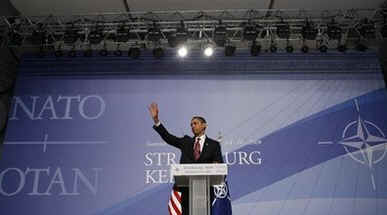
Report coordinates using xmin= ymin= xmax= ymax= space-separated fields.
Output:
xmin=213 ymin=183 xmax=228 ymax=198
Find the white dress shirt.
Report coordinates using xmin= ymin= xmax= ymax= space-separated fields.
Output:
xmin=195 ymin=134 xmax=206 ymax=152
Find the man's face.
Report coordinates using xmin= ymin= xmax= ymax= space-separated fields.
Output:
xmin=191 ymin=118 xmax=206 ymax=136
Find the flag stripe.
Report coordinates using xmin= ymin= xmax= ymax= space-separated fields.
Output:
xmin=170 ymin=196 xmax=182 ymax=215
xmin=168 ymin=189 xmax=182 ymax=215
xmin=173 ymin=190 xmax=182 ymax=202
xmin=171 ymin=192 xmax=182 ymax=212
xmin=168 ymin=202 xmax=177 ymax=215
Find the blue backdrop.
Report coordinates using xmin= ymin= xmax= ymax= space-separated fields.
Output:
xmin=1 ymin=51 xmax=386 ymax=215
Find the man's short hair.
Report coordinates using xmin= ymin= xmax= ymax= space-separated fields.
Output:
xmin=192 ymin=116 xmax=207 ymax=124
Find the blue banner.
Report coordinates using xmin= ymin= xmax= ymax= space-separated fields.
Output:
xmin=1 ymin=51 xmax=386 ymax=215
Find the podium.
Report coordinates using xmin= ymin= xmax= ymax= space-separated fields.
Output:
xmin=170 ymin=163 xmax=228 ymax=215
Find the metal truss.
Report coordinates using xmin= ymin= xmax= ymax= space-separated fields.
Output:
xmin=0 ymin=8 xmax=385 ymax=52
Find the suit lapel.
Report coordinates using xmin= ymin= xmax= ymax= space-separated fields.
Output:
xmin=198 ymin=138 xmax=209 ymax=161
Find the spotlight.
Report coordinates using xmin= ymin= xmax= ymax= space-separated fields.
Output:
xmin=327 ymin=20 xmax=342 ymax=40
xmin=84 ymin=48 xmax=93 ymax=57
xmin=355 ymin=43 xmax=367 ymax=52
xmin=148 ymin=22 xmax=162 ymax=42
xmin=337 ymin=45 xmax=347 ymax=52
xmin=302 ymin=20 xmax=318 ymax=40
xmin=243 ymin=24 xmax=259 ymax=41
xmin=8 ymin=30 xmax=23 ymax=46
xmin=250 ymin=43 xmax=261 ymax=56
xmin=129 ymin=47 xmax=141 ymax=59
xmin=168 ymin=21 xmax=188 ymax=47
xmin=153 ymin=47 xmax=164 ymax=59
xmin=301 ymin=45 xmax=309 ymax=53
xmin=319 ymin=45 xmax=328 ymax=53
xmin=177 ymin=46 xmax=188 ymax=58
xmin=88 ymin=30 xmax=104 ymax=45
xmin=64 ymin=28 xmax=79 ymax=44
xmin=79 ymin=33 xmax=86 ymax=42
xmin=270 ymin=44 xmax=277 ymax=53
xmin=204 ymin=46 xmax=214 ymax=57
xmin=30 ymin=28 xmax=47 ymax=45
xmin=358 ymin=18 xmax=375 ymax=39
xmin=99 ymin=49 xmax=108 ymax=56
xmin=115 ymin=26 xmax=130 ymax=42
xmin=214 ymin=24 xmax=227 ymax=47
xmin=286 ymin=45 xmax=294 ymax=53
xmin=225 ymin=45 xmax=236 ymax=56
xmin=276 ymin=21 xmax=290 ymax=39
xmin=175 ymin=24 xmax=188 ymax=43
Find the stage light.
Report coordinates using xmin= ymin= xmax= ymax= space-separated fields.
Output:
xmin=355 ymin=43 xmax=367 ymax=52
xmin=250 ymin=43 xmax=261 ymax=56
xmin=302 ymin=20 xmax=318 ymax=40
xmin=99 ymin=49 xmax=108 ymax=56
xmin=225 ymin=45 xmax=236 ymax=56
xmin=153 ymin=47 xmax=164 ymax=59
xmin=64 ymin=28 xmax=79 ymax=44
xmin=301 ymin=45 xmax=309 ymax=53
xmin=327 ymin=20 xmax=342 ymax=40
xmin=214 ymin=24 xmax=227 ymax=47
xmin=177 ymin=46 xmax=188 ymax=57
xmin=337 ymin=44 xmax=347 ymax=52
xmin=243 ymin=24 xmax=259 ymax=41
xmin=8 ymin=30 xmax=23 ymax=46
xmin=147 ymin=22 xmax=162 ymax=42
xmin=358 ymin=18 xmax=375 ymax=39
xmin=129 ymin=47 xmax=141 ymax=59
xmin=270 ymin=44 xmax=277 ymax=53
xmin=276 ymin=21 xmax=290 ymax=39
xmin=115 ymin=26 xmax=130 ymax=42
xmin=30 ymin=28 xmax=47 ymax=45
xmin=204 ymin=46 xmax=214 ymax=57
xmin=168 ymin=21 xmax=188 ymax=48
xmin=88 ymin=30 xmax=104 ymax=45
xmin=286 ymin=45 xmax=294 ymax=53
xmin=319 ymin=45 xmax=328 ymax=53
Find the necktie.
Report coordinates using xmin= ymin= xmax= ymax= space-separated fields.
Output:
xmin=193 ymin=137 xmax=201 ymax=160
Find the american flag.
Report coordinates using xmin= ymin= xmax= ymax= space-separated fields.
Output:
xmin=168 ymin=189 xmax=182 ymax=215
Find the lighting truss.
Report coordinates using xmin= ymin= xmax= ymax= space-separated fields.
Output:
xmin=0 ymin=8 xmax=383 ymax=52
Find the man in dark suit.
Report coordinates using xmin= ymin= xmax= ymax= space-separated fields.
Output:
xmin=148 ymin=102 xmax=223 ymax=215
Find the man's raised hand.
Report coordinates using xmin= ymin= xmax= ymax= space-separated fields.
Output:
xmin=148 ymin=102 xmax=159 ymax=124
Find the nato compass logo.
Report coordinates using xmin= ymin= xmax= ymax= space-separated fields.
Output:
xmin=213 ymin=183 xmax=229 ymax=199
xmin=318 ymin=99 xmax=387 ymax=190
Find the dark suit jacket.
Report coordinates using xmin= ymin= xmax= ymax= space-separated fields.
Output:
xmin=153 ymin=123 xmax=223 ymax=163
xmin=153 ymin=123 xmax=223 ymax=215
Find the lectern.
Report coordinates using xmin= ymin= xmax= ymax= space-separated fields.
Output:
xmin=170 ymin=163 xmax=228 ymax=215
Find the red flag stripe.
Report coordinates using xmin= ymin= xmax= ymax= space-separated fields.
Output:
xmin=171 ymin=195 xmax=182 ymax=213
xmin=168 ymin=200 xmax=181 ymax=215
xmin=168 ymin=203 xmax=177 ymax=215
xmin=170 ymin=196 xmax=182 ymax=215
xmin=168 ymin=204 xmax=174 ymax=215
xmin=168 ymin=189 xmax=182 ymax=215
xmin=173 ymin=190 xmax=182 ymax=202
